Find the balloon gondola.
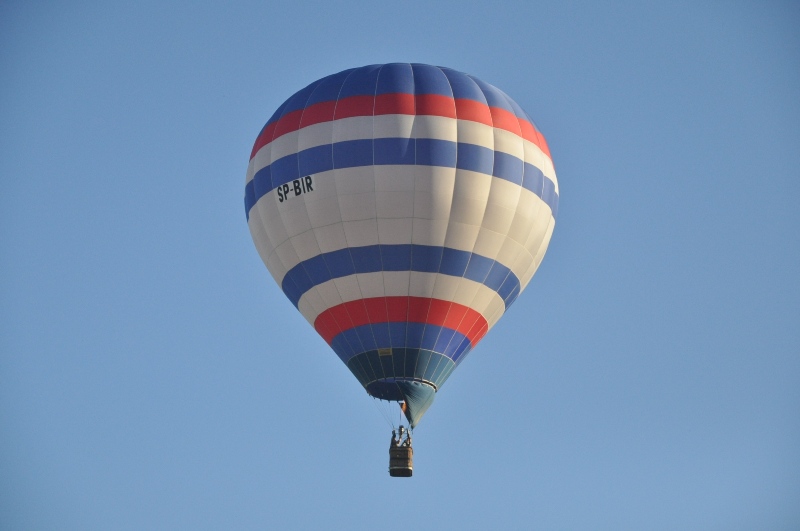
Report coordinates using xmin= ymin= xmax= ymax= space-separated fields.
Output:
xmin=245 ymin=63 xmax=558 ymax=476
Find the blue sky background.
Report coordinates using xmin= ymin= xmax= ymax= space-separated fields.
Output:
xmin=2 ymin=1 xmax=798 ymax=529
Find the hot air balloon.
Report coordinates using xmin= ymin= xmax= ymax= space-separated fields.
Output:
xmin=245 ymin=63 xmax=558 ymax=475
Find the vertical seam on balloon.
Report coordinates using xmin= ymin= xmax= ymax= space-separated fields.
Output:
xmin=337 ymin=67 xmax=386 ymax=381
xmin=371 ymin=64 xmax=396 ymax=384
xmin=418 ymin=65 xmax=459 ymax=382
xmin=521 ymin=215 xmax=556 ymax=291
xmin=296 ymin=79 xmax=358 ymax=359
xmin=490 ymin=91 xmax=542 ymax=311
xmin=258 ymin=82 xmax=321 ymax=282
xmin=421 ymin=67 xmax=458 ymax=379
xmin=330 ymin=67 xmax=372 ymax=363
xmin=291 ymin=81 xmax=341 ymax=334
xmin=358 ymin=64 xmax=386 ymax=381
xmin=250 ymin=170 xmax=288 ymax=285
xmin=513 ymin=193 xmax=547 ymax=299
xmin=515 ymin=194 xmax=550 ymax=293
xmin=439 ymin=74 xmax=497 ymax=362
xmin=454 ymin=82 xmax=514 ymax=338
xmin=477 ymin=88 xmax=533 ymax=330
xmin=393 ymin=64 xmax=415 ymax=404
xmin=248 ymin=205 xmax=278 ymax=290
xmin=407 ymin=64 xmax=423 ymax=386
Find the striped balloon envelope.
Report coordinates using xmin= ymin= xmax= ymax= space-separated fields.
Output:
xmin=245 ymin=63 xmax=558 ymax=428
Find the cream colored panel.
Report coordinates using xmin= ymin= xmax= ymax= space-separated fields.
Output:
xmin=334 ymin=166 xmax=374 ymax=195
xmin=455 ymin=120 xmax=494 ymax=150
xmin=449 ymin=197 xmax=488 ymax=226
xmin=472 ymin=227 xmax=506 ymax=261
xmin=470 ymin=286 xmax=506 ymax=328
xmin=289 ymin=230 xmax=323 ymax=262
xmin=409 ymin=271 xmax=437 ymax=299
xmin=411 ymin=218 xmax=448 ymax=247
xmin=382 ymin=271 xmax=411 ymax=296
xmin=375 ymin=165 xmax=416 ymax=192
xmin=297 ymin=121 xmax=334 ymax=151
xmin=377 ymin=218 xmax=413 ymax=245
xmin=430 ymin=274 xmax=461 ymax=302
xmin=356 ymin=272 xmax=386 ymax=298
xmin=343 ymin=219 xmax=379 ymax=248
xmin=305 ymin=195 xmax=343 ymax=228
xmin=412 ymin=115 xmax=457 ymax=142
xmin=339 ymin=192 xmax=378 ymax=222
xmin=376 ymin=191 xmax=415 ymax=219
xmin=374 ymin=114 xmax=415 ymax=139
xmin=297 ymin=287 xmax=327 ymax=325
xmin=257 ymin=195 xmax=289 ymax=252
xmin=279 ymin=198 xmax=313 ymax=238
xmin=332 ymin=116 xmax=374 ymax=142
xmin=443 ymin=221 xmax=480 ymax=252
xmin=332 ymin=274 xmax=363 ymax=303
xmin=268 ymin=129 xmax=301 ymax=162
xmin=495 ymin=238 xmax=528 ymax=276
xmin=485 ymin=177 xmax=522 ymax=212
xmin=507 ymin=191 xmax=540 ymax=245
xmin=265 ymin=252 xmax=287 ymax=285
xmin=305 ymin=168 xmax=339 ymax=200
xmin=274 ymin=239 xmax=301 ymax=273
xmin=492 ymin=127 xmax=525 ymax=160
xmin=313 ymin=222 xmax=349 ymax=254
xmin=247 ymin=210 xmax=272 ymax=267
xmin=314 ymin=280 xmax=346 ymax=310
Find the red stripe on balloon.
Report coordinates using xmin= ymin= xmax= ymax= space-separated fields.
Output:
xmin=250 ymin=94 xmax=550 ymax=161
xmin=414 ymin=94 xmax=456 ymax=119
xmin=314 ymin=296 xmax=489 ymax=346
xmin=489 ymin=106 xmax=521 ymax=135
xmin=374 ymin=93 xmax=415 ymax=115
xmin=454 ymin=98 xmax=493 ymax=126
xmin=333 ymin=95 xmax=375 ymax=119
xmin=273 ymin=108 xmax=304 ymax=139
xmin=299 ymin=100 xmax=337 ymax=128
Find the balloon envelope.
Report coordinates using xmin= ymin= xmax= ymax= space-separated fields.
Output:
xmin=245 ymin=64 xmax=558 ymax=427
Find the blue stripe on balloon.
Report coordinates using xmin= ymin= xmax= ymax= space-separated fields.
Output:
xmin=338 ymin=64 xmax=382 ymax=99
xmin=374 ymin=138 xmax=415 ymax=165
xmin=245 ymin=138 xmax=558 ymax=220
xmin=456 ymin=143 xmax=494 ymax=175
xmin=276 ymin=78 xmax=325 ymax=120
xmin=280 ymin=244 xmax=521 ymax=310
xmin=376 ymin=63 xmax=414 ymax=95
xmin=306 ymin=69 xmax=356 ymax=107
xmin=244 ymin=181 xmax=255 ymax=217
xmin=260 ymin=63 xmax=461 ymax=129
xmin=298 ymin=144 xmax=333 ymax=176
xmin=441 ymin=67 xmax=488 ymax=103
xmin=262 ymin=65 xmax=504 ymax=127
xmin=493 ymin=151 xmax=524 ymax=186
xmin=469 ymin=76 xmax=516 ymax=114
xmin=410 ymin=64 xmax=454 ymax=97
xmin=329 ymin=322 xmax=473 ymax=363
xmin=332 ymin=139 xmax=374 ymax=168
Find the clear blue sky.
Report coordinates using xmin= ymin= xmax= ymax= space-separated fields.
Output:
xmin=2 ymin=1 xmax=798 ymax=529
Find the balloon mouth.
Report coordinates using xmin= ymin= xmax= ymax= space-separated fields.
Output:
xmin=366 ymin=378 xmax=437 ymax=401
xmin=367 ymin=379 xmax=437 ymax=429
xmin=349 ymin=348 xmax=458 ymax=428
